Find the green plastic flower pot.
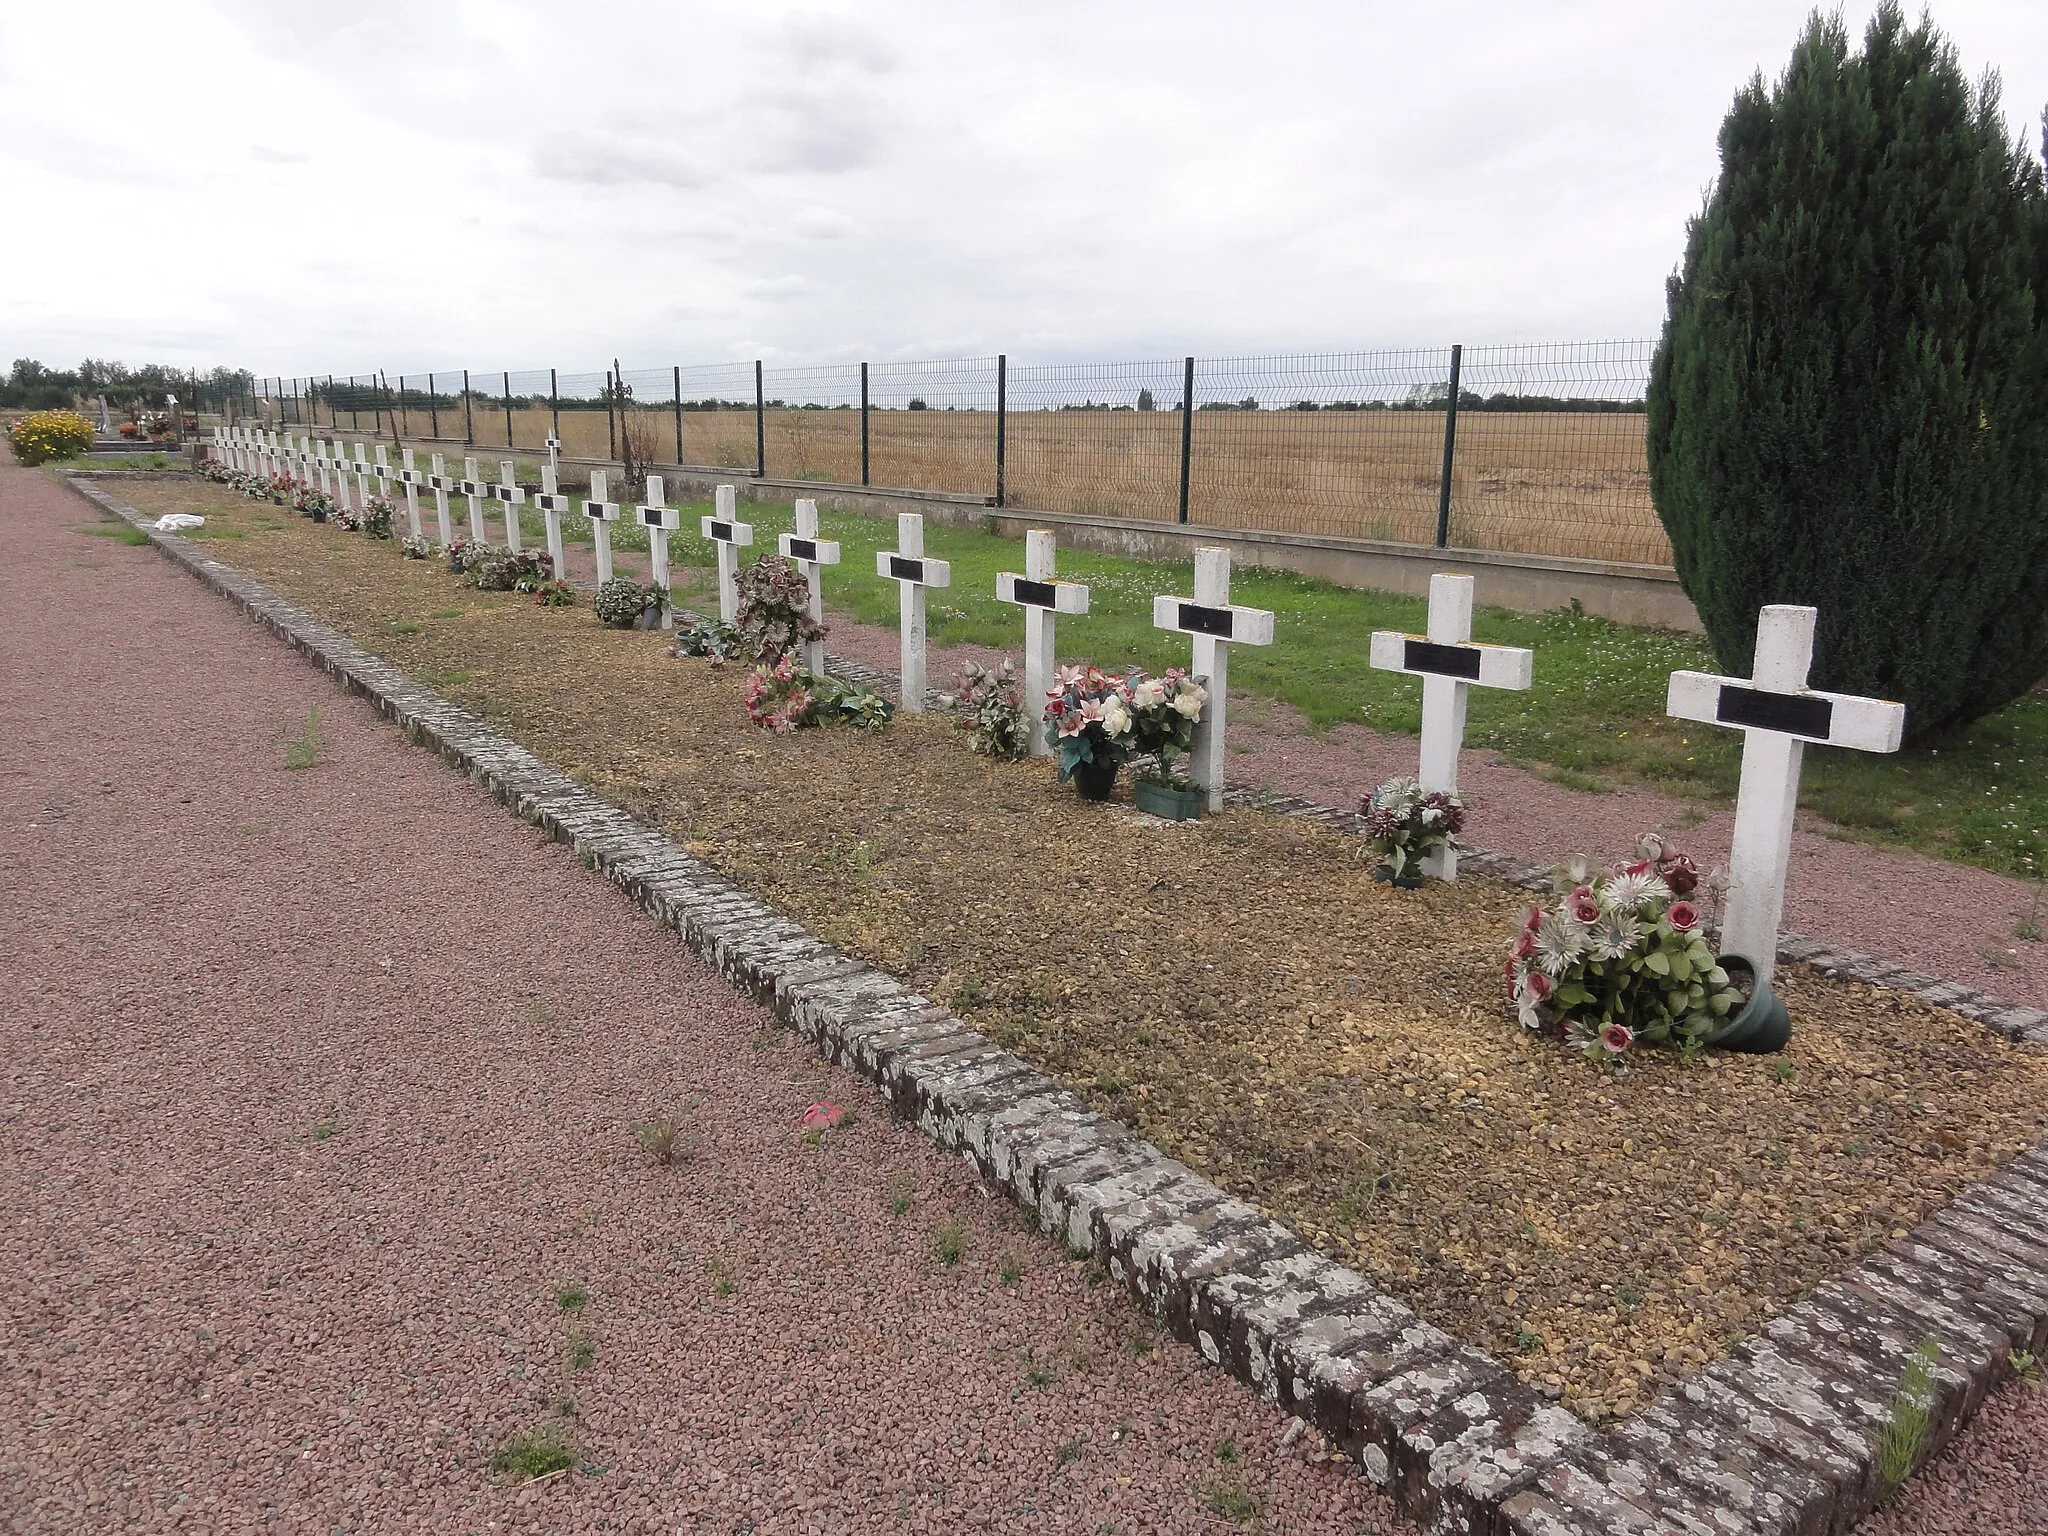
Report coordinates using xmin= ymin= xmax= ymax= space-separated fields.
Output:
xmin=1703 ymin=955 xmax=1792 ymax=1054
xmin=1133 ymin=777 xmax=1204 ymax=820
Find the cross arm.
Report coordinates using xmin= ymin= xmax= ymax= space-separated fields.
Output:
xmin=878 ymin=552 xmax=951 ymax=587
xmin=1666 ymin=670 xmax=1905 ymax=752
xmin=1151 ymin=596 xmax=1275 ymax=646
xmin=1368 ymin=631 xmax=1533 ymax=689
xmin=700 ymin=515 xmax=755 ymax=545
xmin=778 ymin=533 xmax=841 ymax=564
xmin=997 ymin=572 xmax=1090 ymax=614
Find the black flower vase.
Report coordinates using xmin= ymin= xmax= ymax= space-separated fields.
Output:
xmin=1069 ymin=756 xmax=1120 ymax=802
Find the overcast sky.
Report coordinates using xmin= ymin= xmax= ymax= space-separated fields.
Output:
xmin=4 ymin=1 xmax=2044 ymax=379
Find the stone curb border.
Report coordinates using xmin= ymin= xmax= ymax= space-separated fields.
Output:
xmin=73 ymin=474 xmax=2048 ymax=1536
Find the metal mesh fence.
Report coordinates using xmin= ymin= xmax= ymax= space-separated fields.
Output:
xmin=301 ymin=342 xmax=1664 ymax=566
xmin=1449 ymin=341 xmax=1659 ymax=563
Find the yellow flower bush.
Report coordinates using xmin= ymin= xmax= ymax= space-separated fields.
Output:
xmin=7 ymin=409 xmax=95 ymax=466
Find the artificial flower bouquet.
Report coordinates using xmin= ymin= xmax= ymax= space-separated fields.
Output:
xmin=1506 ymin=833 xmax=1741 ymax=1064
xmin=1042 ymin=664 xmax=1131 ymax=790
xmin=1358 ymin=776 xmax=1464 ymax=883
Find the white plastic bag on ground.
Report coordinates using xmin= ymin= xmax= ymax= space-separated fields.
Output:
xmin=153 ymin=514 xmax=204 ymax=532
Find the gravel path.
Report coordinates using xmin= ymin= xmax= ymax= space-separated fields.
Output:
xmin=0 ymin=465 xmax=1390 ymax=1532
xmin=816 ymin=612 xmax=2048 ymax=1009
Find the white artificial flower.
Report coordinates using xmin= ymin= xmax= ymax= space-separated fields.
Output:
xmin=1603 ymin=870 xmax=1670 ymax=914
xmin=1534 ymin=912 xmax=1585 ymax=976
xmin=1172 ymin=690 xmax=1204 ymax=719
xmin=1132 ymin=679 xmax=1166 ymax=709
xmin=1590 ymin=912 xmax=1644 ymax=961
xmin=1099 ymin=696 xmax=1131 ymax=737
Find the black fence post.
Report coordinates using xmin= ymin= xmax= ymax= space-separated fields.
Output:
xmin=398 ymin=375 xmax=409 ymax=437
xmin=1435 ymin=343 xmax=1463 ymax=549
xmin=384 ymin=372 xmax=401 ymax=451
xmin=754 ymin=360 xmax=766 ymax=478
xmin=349 ymin=376 xmax=360 ymax=431
xmin=550 ymin=368 xmax=560 ymax=446
xmin=606 ymin=370 xmax=616 ymax=460
xmin=328 ymin=375 xmax=337 ymax=430
xmin=502 ymin=371 xmax=513 ymax=447
xmin=291 ymin=377 xmax=301 ymax=426
xmin=995 ymin=353 xmax=1007 ymax=508
xmin=373 ymin=374 xmax=383 ymax=435
xmin=1178 ymin=356 xmax=1195 ymax=524
xmin=859 ymin=362 xmax=870 ymax=486
xmin=673 ymin=365 xmax=683 ymax=464
xmin=428 ymin=373 xmax=440 ymax=438
xmin=462 ymin=369 xmax=474 ymax=446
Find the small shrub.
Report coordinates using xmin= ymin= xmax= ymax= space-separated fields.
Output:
xmin=933 ymin=1218 xmax=968 ymax=1267
xmin=955 ymin=659 xmax=1032 ymax=760
xmin=595 ymin=576 xmax=659 ymax=628
xmin=465 ymin=546 xmax=550 ymax=593
xmin=7 ymin=410 xmax=94 ymax=465
xmin=636 ymin=1094 xmax=704 ymax=1166
xmin=734 ymin=553 xmax=824 ymax=665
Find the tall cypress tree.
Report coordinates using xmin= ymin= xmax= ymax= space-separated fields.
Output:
xmin=1648 ymin=5 xmax=2048 ymax=741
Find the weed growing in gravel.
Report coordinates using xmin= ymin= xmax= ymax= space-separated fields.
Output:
xmin=554 ymin=1283 xmax=587 ymax=1313
xmin=1214 ymin=1436 xmax=1240 ymax=1465
xmin=280 ymin=705 xmax=323 ymax=771
xmin=637 ymin=1094 xmax=705 ymax=1167
xmin=489 ymin=1425 xmax=576 ymax=1482
xmin=1516 ymin=1329 xmax=1544 ymax=1353
xmin=391 ymin=619 xmax=422 ymax=635
xmin=568 ymin=1332 xmax=598 ymax=1370
xmin=1771 ymin=1057 xmax=1798 ymax=1084
xmin=1199 ymin=1482 xmax=1259 ymax=1524
xmin=997 ymin=1250 xmax=1023 ymax=1286
xmin=1055 ymin=1438 xmax=1083 ymax=1469
xmin=429 ymin=606 xmax=464 ymax=620
xmin=933 ymin=1218 xmax=968 ymax=1267
xmin=949 ymin=977 xmax=985 ymax=1013
xmin=79 ymin=522 xmax=151 ymax=546
xmin=2016 ymin=885 xmax=2045 ymax=942
xmin=887 ymin=1173 xmax=915 ymax=1216
xmin=1876 ymin=1340 xmax=1942 ymax=1496
xmin=2009 ymin=1349 xmax=2039 ymax=1384
xmin=1022 ymin=1348 xmax=1057 ymax=1388
xmin=708 ymin=1258 xmax=738 ymax=1297
xmin=311 ymin=1111 xmax=340 ymax=1142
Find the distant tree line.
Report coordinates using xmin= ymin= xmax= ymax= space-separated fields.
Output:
xmin=3 ymin=358 xmax=254 ymax=411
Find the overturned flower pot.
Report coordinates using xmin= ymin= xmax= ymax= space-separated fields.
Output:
xmin=1702 ymin=954 xmax=1792 ymax=1053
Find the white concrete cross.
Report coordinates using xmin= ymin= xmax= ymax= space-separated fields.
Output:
xmin=635 ymin=474 xmax=680 ymax=626
xmin=492 ymin=460 xmax=527 ymax=553
xmin=330 ymin=441 xmax=355 ymax=511
xmin=425 ymin=454 xmax=456 ymax=546
xmin=309 ymin=438 xmax=330 ymax=496
xmin=297 ymin=435 xmax=317 ymax=488
xmin=777 ymin=498 xmax=840 ymax=675
xmin=1368 ymin=573 xmax=1535 ymax=880
xmin=1667 ymin=604 xmax=1905 ymax=989
xmin=698 ymin=484 xmax=755 ymax=625
xmin=1151 ymin=548 xmax=1275 ymax=812
xmin=532 ymin=461 xmax=571 ymax=576
xmin=875 ymin=512 xmax=950 ymax=713
xmin=350 ymin=442 xmax=373 ymax=509
xmin=583 ymin=469 xmax=622 ymax=584
xmin=396 ymin=448 xmax=425 ymax=540
xmin=458 ymin=456 xmax=489 ymax=543
xmin=264 ymin=431 xmax=281 ymax=479
xmin=373 ymin=444 xmax=396 ymax=504
xmin=996 ymin=530 xmax=1092 ymax=758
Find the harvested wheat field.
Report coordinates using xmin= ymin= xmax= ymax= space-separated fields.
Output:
xmin=118 ymin=475 xmax=2048 ymax=1428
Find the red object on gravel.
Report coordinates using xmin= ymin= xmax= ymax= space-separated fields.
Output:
xmin=0 ymin=463 xmax=1394 ymax=1532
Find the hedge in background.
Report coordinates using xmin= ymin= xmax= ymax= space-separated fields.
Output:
xmin=1648 ymin=4 xmax=2048 ymax=742
xmin=6 ymin=410 xmax=95 ymax=466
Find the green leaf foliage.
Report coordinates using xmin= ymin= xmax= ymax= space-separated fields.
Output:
xmin=1648 ymin=4 xmax=2048 ymax=741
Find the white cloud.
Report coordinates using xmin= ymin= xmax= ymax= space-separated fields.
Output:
xmin=0 ymin=0 xmax=2042 ymax=377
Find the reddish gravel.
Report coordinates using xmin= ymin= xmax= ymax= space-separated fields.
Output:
xmin=0 ymin=464 xmax=1392 ymax=1533
xmin=818 ymin=612 xmax=2048 ymax=1010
